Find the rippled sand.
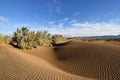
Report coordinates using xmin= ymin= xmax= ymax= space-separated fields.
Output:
xmin=0 ymin=40 xmax=120 ymax=80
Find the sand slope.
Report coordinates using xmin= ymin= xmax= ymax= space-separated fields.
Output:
xmin=0 ymin=45 xmax=89 ymax=80
xmin=0 ymin=40 xmax=120 ymax=80
xmin=23 ymin=40 xmax=120 ymax=80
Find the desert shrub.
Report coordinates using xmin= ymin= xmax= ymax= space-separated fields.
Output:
xmin=0 ymin=34 xmax=3 ymax=42
xmin=35 ymin=31 xmax=52 ymax=47
xmin=11 ymin=27 xmax=68 ymax=49
xmin=12 ymin=27 xmax=38 ymax=49
xmin=105 ymin=38 xmax=120 ymax=42
xmin=52 ymin=34 xmax=67 ymax=44
xmin=12 ymin=27 xmax=29 ymax=49
xmin=0 ymin=34 xmax=11 ymax=44
xmin=3 ymin=36 xmax=11 ymax=44
xmin=41 ymin=31 xmax=52 ymax=47
xmin=11 ymin=27 xmax=53 ymax=49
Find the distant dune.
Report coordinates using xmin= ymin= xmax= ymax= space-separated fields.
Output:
xmin=0 ymin=40 xmax=120 ymax=80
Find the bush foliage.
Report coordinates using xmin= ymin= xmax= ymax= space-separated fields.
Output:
xmin=11 ymin=27 xmax=67 ymax=49
xmin=0 ymin=34 xmax=11 ymax=44
xmin=52 ymin=35 xmax=67 ymax=44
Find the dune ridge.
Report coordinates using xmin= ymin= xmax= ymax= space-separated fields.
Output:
xmin=0 ymin=45 xmax=90 ymax=80
xmin=0 ymin=40 xmax=120 ymax=80
xmin=23 ymin=40 xmax=120 ymax=80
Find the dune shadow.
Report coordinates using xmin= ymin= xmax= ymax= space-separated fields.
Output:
xmin=52 ymin=41 xmax=71 ymax=61
xmin=52 ymin=41 xmax=71 ymax=47
xmin=53 ymin=48 xmax=68 ymax=61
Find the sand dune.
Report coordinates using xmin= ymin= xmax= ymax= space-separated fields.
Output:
xmin=0 ymin=44 xmax=89 ymax=80
xmin=23 ymin=40 xmax=120 ymax=80
xmin=0 ymin=40 xmax=120 ymax=80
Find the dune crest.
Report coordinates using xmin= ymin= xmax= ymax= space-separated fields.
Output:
xmin=23 ymin=40 xmax=120 ymax=80
xmin=0 ymin=40 xmax=120 ymax=80
xmin=0 ymin=45 xmax=89 ymax=80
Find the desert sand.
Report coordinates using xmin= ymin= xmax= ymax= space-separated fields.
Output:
xmin=0 ymin=40 xmax=120 ymax=80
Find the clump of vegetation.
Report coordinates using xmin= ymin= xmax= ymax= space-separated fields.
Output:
xmin=105 ymin=38 xmax=120 ymax=42
xmin=0 ymin=34 xmax=3 ymax=43
xmin=0 ymin=34 xmax=11 ymax=44
xmin=35 ymin=31 xmax=52 ymax=47
xmin=52 ymin=34 xmax=68 ymax=44
xmin=11 ymin=27 xmax=67 ymax=49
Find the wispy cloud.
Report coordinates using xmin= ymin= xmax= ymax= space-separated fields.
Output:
xmin=0 ymin=16 xmax=7 ymax=22
xmin=55 ymin=6 xmax=61 ymax=13
xmin=71 ymin=22 xmax=120 ymax=36
xmin=22 ymin=22 xmax=119 ymax=37
xmin=63 ymin=17 xmax=68 ymax=22
xmin=1 ymin=20 xmax=120 ymax=37
xmin=73 ymin=12 xmax=79 ymax=16
xmin=71 ymin=22 xmax=91 ymax=28
xmin=58 ymin=17 xmax=69 ymax=23
xmin=70 ymin=19 xmax=77 ymax=23
xmin=48 ymin=21 xmax=55 ymax=24
xmin=48 ymin=0 xmax=62 ymax=15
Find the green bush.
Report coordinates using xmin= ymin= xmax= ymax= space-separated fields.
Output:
xmin=11 ymin=27 xmax=53 ymax=49
xmin=35 ymin=31 xmax=52 ymax=47
xmin=52 ymin=34 xmax=67 ymax=44
xmin=0 ymin=34 xmax=3 ymax=41
xmin=105 ymin=38 xmax=120 ymax=42
xmin=0 ymin=34 xmax=11 ymax=44
xmin=11 ymin=27 xmax=68 ymax=49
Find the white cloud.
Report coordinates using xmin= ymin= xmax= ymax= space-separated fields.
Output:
xmin=73 ymin=12 xmax=79 ymax=16
xmin=57 ymin=23 xmax=64 ymax=28
xmin=62 ymin=17 xmax=68 ymax=22
xmin=2 ymin=21 xmax=120 ymax=37
xmin=48 ymin=0 xmax=62 ymax=15
xmin=71 ymin=22 xmax=120 ymax=36
xmin=39 ymin=22 xmax=120 ymax=37
xmin=72 ymin=22 xmax=92 ymax=28
xmin=70 ymin=20 xmax=77 ymax=23
xmin=0 ymin=16 xmax=7 ymax=22
xmin=55 ymin=6 xmax=61 ymax=13
xmin=48 ymin=21 xmax=55 ymax=24
xmin=26 ymin=22 xmax=120 ymax=37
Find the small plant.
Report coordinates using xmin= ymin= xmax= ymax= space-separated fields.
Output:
xmin=0 ymin=34 xmax=11 ymax=44
xmin=105 ymin=38 xmax=120 ymax=42
xmin=52 ymin=34 xmax=67 ymax=44
xmin=0 ymin=34 xmax=3 ymax=43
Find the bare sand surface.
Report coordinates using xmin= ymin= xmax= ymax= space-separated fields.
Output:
xmin=0 ymin=43 xmax=90 ymax=80
xmin=23 ymin=40 xmax=120 ymax=80
xmin=0 ymin=40 xmax=120 ymax=80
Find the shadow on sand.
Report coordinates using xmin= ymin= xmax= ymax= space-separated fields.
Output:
xmin=52 ymin=41 xmax=71 ymax=47
xmin=52 ymin=41 xmax=71 ymax=61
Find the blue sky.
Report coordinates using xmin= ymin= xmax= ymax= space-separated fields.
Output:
xmin=0 ymin=0 xmax=120 ymax=37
